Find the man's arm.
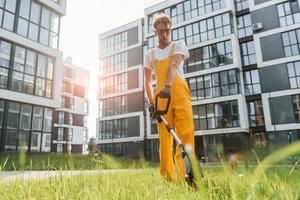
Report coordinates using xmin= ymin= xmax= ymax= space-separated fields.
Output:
xmin=144 ymin=67 xmax=154 ymax=105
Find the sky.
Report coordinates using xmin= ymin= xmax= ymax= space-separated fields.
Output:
xmin=59 ymin=0 xmax=164 ymax=138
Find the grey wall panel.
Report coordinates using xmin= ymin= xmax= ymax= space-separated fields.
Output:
xmin=269 ymin=96 xmax=295 ymax=124
xmin=128 ymin=26 xmax=139 ymax=46
xmin=128 ymin=92 xmax=144 ymax=112
xmin=127 ymin=116 xmax=140 ymax=137
xmin=260 ymin=33 xmax=284 ymax=61
xmin=128 ymin=46 xmax=143 ymax=67
xmin=259 ymin=63 xmax=290 ymax=92
xmin=251 ymin=5 xmax=279 ymax=33
xmin=127 ymin=69 xmax=139 ymax=89
xmin=254 ymin=0 xmax=271 ymax=5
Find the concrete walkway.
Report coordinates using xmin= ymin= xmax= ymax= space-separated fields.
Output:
xmin=0 ymin=169 xmax=141 ymax=183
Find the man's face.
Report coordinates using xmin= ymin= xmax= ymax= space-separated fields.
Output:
xmin=155 ymin=23 xmax=171 ymax=43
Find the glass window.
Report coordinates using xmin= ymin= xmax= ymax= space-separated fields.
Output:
xmin=247 ymin=100 xmax=265 ymax=127
xmin=0 ymin=99 xmax=4 ymax=128
xmin=14 ymin=46 xmax=26 ymax=72
xmin=32 ymin=106 xmax=43 ymax=131
xmin=5 ymin=130 xmax=17 ymax=150
xmin=19 ymin=0 xmax=30 ymax=19
xmin=51 ymin=13 xmax=59 ymax=33
xmin=287 ymin=61 xmax=300 ymax=88
xmin=39 ymin=28 xmax=49 ymax=45
xmin=37 ymin=54 xmax=47 ymax=78
xmin=41 ymin=7 xmax=50 ymax=29
xmin=11 ymin=71 xmax=23 ymax=92
xmin=237 ymin=14 xmax=253 ymax=38
xmin=243 ymin=69 xmax=261 ymax=96
xmin=28 ymin=23 xmax=39 ymax=41
xmin=277 ymin=1 xmax=300 ymax=27
xmin=0 ymin=40 xmax=11 ymax=68
xmin=43 ymin=108 xmax=52 ymax=132
xmin=234 ymin=0 xmax=249 ymax=11
xmin=31 ymin=132 xmax=41 ymax=152
xmin=17 ymin=17 xmax=29 ymax=37
xmin=3 ymin=11 xmax=14 ymax=31
xmin=282 ymin=29 xmax=300 ymax=57
xmin=5 ymin=0 xmax=16 ymax=13
xmin=35 ymin=78 xmax=45 ymax=96
xmin=30 ymin=1 xmax=40 ymax=24
xmin=41 ymin=133 xmax=51 ymax=152
xmin=18 ymin=131 xmax=29 ymax=150
xmin=25 ymin=50 xmax=36 ymax=74
xmin=20 ymin=104 xmax=32 ymax=130
xmin=7 ymin=102 xmax=20 ymax=129
xmin=240 ymin=41 xmax=256 ymax=66
xmin=47 ymin=58 xmax=53 ymax=80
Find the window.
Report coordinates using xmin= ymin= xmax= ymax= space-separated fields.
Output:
xmin=5 ymin=130 xmax=17 ymax=150
xmin=30 ymin=132 xmax=41 ymax=152
xmin=102 ymin=31 xmax=128 ymax=53
xmin=0 ymin=100 xmax=4 ymax=128
xmin=240 ymin=41 xmax=256 ymax=66
xmin=99 ymin=118 xmax=128 ymax=139
xmin=193 ymin=100 xmax=240 ymax=130
xmin=57 ymin=128 xmax=64 ymax=141
xmin=6 ymin=102 xmax=20 ymax=129
xmin=282 ymin=29 xmax=300 ymax=57
xmin=1 ymin=99 xmax=53 ymax=152
xmin=102 ymin=51 xmax=127 ymax=74
xmin=184 ymin=40 xmax=233 ymax=73
xmin=237 ymin=14 xmax=252 ymax=38
xmin=247 ymin=100 xmax=265 ymax=127
xmin=43 ymin=108 xmax=52 ymax=132
xmin=147 ymin=0 xmax=225 ymax=33
xmin=287 ymin=61 xmax=300 ymax=88
xmin=100 ymin=73 xmax=128 ymax=96
xmin=0 ymin=0 xmax=60 ymax=48
xmin=293 ymin=94 xmax=300 ymax=122
xmin=187 ymin=69 xmax=239 ymax=100
xmin=243 ymin=69 xmax=261 ymax=96
xmin=234 ymin=0 xmax=249 ymax=12
xmin=0 ymin=40 xmax=11 ymax=88
xmin=171 ymin=12 xmax=232 ymax=46
xmin=0 ymin=0 xmax=16 ymax=31
xmin=68 ymin=128 xmax=73 ymax=142
xmin=57 ymin=143 xmax=63 ymax=152
xmin=100 ymin=95 xmax=128 ymax=117
xmin=32 ymin=106 xmax=43 ymax=131
xmin=41 ymin=133 xmax=51 ymax=152
xmin=18 ymin=131 xmax=29 ymax=150
xmin=277 ymin=1 xmax=300 ymax=27
xmin=4 ymin=42 xmax=54 ymax=97
xmin=20 ymin=104 xmax=32 ymax=130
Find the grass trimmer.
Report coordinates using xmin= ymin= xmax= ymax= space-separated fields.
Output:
xmin=155 ymin=95 xmax=195 ymax=186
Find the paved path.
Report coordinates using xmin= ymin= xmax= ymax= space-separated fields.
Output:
xmin=0 ymin=169 xmax=142 ymax=183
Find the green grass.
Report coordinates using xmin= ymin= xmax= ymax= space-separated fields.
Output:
xmin=0 ymin=153 xmax=158 ymax=171
xmin=0 ymin=167 xmax=299 ymax=200
xmin=0 ymin=142 xmax=299 ymax=199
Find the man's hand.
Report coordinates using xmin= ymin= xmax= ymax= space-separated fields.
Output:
xmin=148 ymin=104 xmax=157 ymax=120
xmin=159 ymin=85 xmax=171 ymax=98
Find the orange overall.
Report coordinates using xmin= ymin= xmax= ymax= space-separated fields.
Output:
xmin=152 ymin=43 xmax=195 ymax=180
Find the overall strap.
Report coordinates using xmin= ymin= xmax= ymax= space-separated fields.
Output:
xmin=151 ymin=49 xmax=156 ymax=65
xmin=168 ymin=42 xmax=176 ymax=57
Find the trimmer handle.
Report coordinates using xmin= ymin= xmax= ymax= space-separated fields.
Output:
xmin=155 ymin=95 xmax=171 ymax=116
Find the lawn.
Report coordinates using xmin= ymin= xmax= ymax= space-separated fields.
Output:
xmin=0 ymin=142 xmax=299 ymax=200
xmin=0 ymin=167 xmax=299 ymax=200
xmin=0 ymin=153 xmax=158 ymax=171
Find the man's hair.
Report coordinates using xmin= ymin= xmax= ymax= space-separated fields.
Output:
xmin=152 ymin=13 xmax=172 ymax=31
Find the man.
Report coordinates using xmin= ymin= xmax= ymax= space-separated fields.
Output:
xmin=144 ymin=13 xmax=195 ymax=181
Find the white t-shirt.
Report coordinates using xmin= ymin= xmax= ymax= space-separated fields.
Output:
xmin=144 ymin=40 xmax=189 ymax=79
